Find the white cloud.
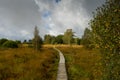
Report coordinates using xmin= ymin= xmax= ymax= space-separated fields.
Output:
xmin=34 ymin=0 xmax=90 ymax=37
xmin=0 ymin=0 xmax=105 ymax=40
xmin=21 ymin=30 xmax=30 ymax=35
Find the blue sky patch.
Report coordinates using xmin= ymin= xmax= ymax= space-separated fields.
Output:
xmin=55 ymin=0 xmax=61 ymax=3
xmin=42 ymin=11 xmax=51 ymax=18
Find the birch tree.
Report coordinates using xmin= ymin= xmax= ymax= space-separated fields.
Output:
xmin=33 ymin=26 xmax=42 ymax=51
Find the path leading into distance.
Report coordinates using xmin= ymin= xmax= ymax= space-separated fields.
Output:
xmin=54 ymin=47 xmax=68 ymax=80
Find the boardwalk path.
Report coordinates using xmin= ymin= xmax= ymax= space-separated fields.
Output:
xmin=54 ymin=47 xmax=68 ymax=80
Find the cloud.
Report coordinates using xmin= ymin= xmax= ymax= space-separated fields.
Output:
xmin=35 ymin=0 xmax=91 ymax=37
xmin=0 ymin=0 xmax=105 ymax=40
xmin=0 ymin=0 xmax=42 ymax=40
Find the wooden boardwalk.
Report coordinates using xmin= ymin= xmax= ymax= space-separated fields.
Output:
xmin=54 ymin=48 xmax=68 ymax=80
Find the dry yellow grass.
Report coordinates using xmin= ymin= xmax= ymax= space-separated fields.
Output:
xmin=0 ymin=47 xmax=59 ymax=80
xmin=43 ymin=44 xmax=83 ymax=48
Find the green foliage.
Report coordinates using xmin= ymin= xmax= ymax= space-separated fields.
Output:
xmin=43 ymin=29 xmax=82 ymax=45
xmin=63 ymin=29 xmax=74 ymax=44
xmin=44 ymin=34 xmax=63 ymax=44
xmin=81 ymin=28 xmax=95 ymax=49
xmin=56 ymin=35 xmax=63 ymax=44
xmin=50 ymin=36 xmax=56 ymax=44
xmin=44 ymin=34 xmax=61 ymax=44
xmin=2 ymin=40 xmax=18 ymax=48
xmin=15 ymin=40 xmax=21 ymax=44
xmin=23 ymin=40 xmax=27 ymax=43
xmin=89 ymin=0 xmax=120 ymax=79
xmin=73 ymin=38 xmax=81 ymax=45
xmin=44 ymin=34 xmax=52 ymax=44
xmin=0 ymin=38 xmax=8 ymax=47
xmin=28 ymin=39 xmax=32 ymax=44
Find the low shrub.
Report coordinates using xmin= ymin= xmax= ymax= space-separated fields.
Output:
xmin=0 ymin=38 xmax=8 ymax=47
xmin=2 ymin=40 xmax=18 ymax=48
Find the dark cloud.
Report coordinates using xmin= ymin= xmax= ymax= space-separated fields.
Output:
xmin=55 ymin=0 xmax=61 ymax=3
xmin=82 ymin=0 xmax=106 ymax=16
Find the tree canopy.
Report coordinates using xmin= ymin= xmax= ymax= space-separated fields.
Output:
xmin=84 ymin=0 xmax=120 ymax=79
xmin=63 ymin=29 xmax=74 ymax=45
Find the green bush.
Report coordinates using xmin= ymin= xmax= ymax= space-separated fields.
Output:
xmin=89 ymin=0 xmax=120 ymax=79
xmin=2 ymin=40 xmax=18 ymax=48
xmin=81 ymin=28 xmax=95 ymax=49
xmin=0 ymin=38 xmax=8 ymax=47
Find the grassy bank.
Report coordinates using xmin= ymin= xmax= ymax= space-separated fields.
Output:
xmin=0 ymin=47 xmax=59 ymax=80
xmin=58 ymin=46 xmax=102 ymax=80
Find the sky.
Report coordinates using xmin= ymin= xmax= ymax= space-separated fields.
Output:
xmin=0 ymin=0 xmax=106 ymax=40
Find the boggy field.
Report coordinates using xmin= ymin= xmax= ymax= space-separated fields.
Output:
xmin=0 ymin=48 xmax=59 ymax=80
xmin=58 ymin=47 xmax=103 ymax=80
xmin=0 ymin=46 xmax=103 ymax=80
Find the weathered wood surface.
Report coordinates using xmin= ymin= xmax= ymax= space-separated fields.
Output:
xmin=54 ymin=48 xmax=68 ymax=80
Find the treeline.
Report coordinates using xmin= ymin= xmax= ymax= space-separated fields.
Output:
xmin=81 ymin=0 xmax=120 ymax=79
xmin=44 ymin=29 xmax=81 ymax=45
xmin=0 ymin=38 xmax=21 ymax=48
xmin=20 ymin=29 xmax=81 ymax=45
xmin=0 ymin=29 xmax=81 ymax=49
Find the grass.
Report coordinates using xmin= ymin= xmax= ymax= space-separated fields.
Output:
xmin=58 ymin=46 xmax=103 ymax=80
xmin=0 ymin=47 xmax=59 ymax=80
